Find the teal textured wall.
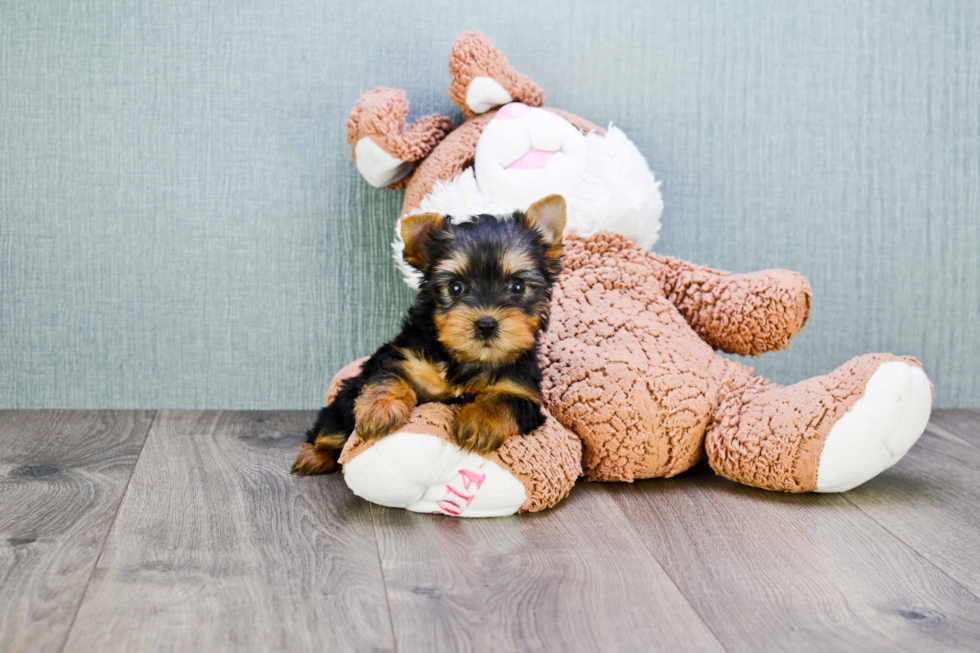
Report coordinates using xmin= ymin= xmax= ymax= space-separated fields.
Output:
xmin=1 ymin=0 xmax=977 ymax=408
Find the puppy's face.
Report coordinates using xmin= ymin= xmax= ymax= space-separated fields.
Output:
xmin=402 ymin=195 xmax=566 ymax=365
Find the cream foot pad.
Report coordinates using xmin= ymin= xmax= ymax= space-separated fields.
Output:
xmin=816 ymin=361 xmax=933 ymax=492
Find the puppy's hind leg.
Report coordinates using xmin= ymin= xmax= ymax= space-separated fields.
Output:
xmin=292 ymin=404 xmax=350 ymax=475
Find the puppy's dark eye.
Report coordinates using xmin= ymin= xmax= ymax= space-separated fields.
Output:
xmin=448 ymin=280 xmax=465 ymax=297
xmin=508 ymin=279 xmax=525 ymax=294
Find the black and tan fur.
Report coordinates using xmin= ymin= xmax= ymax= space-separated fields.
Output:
xmin=292 ymin=195 xmax=566 ymax=475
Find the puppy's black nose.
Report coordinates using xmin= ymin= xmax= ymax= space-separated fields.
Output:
xmin=474 ymin=316 xmax=499 ymax=339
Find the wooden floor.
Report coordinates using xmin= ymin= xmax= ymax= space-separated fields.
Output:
xmin=2 ymin=411 xmax=980 ymax=652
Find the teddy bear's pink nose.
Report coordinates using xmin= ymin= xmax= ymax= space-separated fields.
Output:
xmin=495 ymin=102 xmax=532 ymax=120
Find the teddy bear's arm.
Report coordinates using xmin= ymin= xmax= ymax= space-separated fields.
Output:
xmin=347 ymin=89 xmax=455 ymax=189
xmin=644 ymin=253 xmax=812 ymax=356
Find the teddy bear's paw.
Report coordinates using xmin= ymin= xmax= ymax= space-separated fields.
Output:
xmin=343 ymin=431 xmax=527 ymax=517
xmin=816 ymin=361 xmax=932 ymax=492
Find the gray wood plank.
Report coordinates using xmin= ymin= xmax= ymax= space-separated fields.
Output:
xmin=62 ymin=411 xmax=394 ymax=653
xmin=0 ymin=410 xmax=154 ymax=653
xmin=924 ymin=410 xmax=980 ymax=450
xmin=372 ymin=484 xmax=725 ymax=653
xmin=608 ymin=460 xmax=980 ymax=653
xmin=843 ymin=411 xmax=980 ymax=597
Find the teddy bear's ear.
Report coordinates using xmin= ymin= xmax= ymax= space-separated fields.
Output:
xmin=347 ymin=89 xmax=455 ymax=188
xmin=448 ymin=31 xmax=545 ymax=118
xmin=401 ymin=213 xmax=445 ymax=270
xmin=525 ymin=195 xmax=566 ymax=246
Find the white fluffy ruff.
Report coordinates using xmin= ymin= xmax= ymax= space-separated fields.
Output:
xmin=393 ymin=126 xmax=663 ymax=288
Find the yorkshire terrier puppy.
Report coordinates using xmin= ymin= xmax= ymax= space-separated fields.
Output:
xmin=292 ymin=194 xmax=566 ymax=475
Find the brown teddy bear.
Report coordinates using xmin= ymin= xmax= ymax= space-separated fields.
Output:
xmin=327 ymin=32 xmax=932 ymax=517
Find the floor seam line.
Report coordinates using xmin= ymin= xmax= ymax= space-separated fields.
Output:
xmin=926 ymin=419 xmax=980 ymax=453
xmin=602 ymin=485 xmax=733 ymax=653
xmin=370 ymin=504 xmax=400 ymax=653
xmin=841 ymin=493 xmax=980 ymax=604
xmin=57 ymin=409 xmax=160 ymax=653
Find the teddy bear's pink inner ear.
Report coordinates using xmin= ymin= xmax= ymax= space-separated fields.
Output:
xmin=525 ymin=195 xmax=567 ymax=245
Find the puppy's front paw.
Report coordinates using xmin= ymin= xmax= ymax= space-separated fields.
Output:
xmin=454 ymin=402 xmax=518 ymax=454
xmin=354 ymin=379 xmax=417 ymax=441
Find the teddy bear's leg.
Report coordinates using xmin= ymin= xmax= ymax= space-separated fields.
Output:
xmin=706 ymin=354 xmax=932 ymax=493
xmin=447 ymin=31 xmax=545 ymax=118
xmin=347 ymin=88 xmax=454 ymax=188
xmin=340 ymin=404 xmax=582 ymax=517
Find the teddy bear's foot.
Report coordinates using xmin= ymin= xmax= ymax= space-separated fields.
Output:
xmin=815 ymin=360 xmax=932 ymax=492
xmin=343 ymin=430 xmax=527 ymax=517
xmin=338 ymin=403 xmax=582 ymax=517
xmin=339 ymin=403 xmax=526 ymax=517
xmin=448 ymin=31 xmax=545 ymax=118
xmin=706 ymin=354 xmax=932 ymax=493
xmin=346 ymin=88 xmax=454 ymax=188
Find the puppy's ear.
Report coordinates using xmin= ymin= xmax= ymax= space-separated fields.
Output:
xmin=525 ymin=195 xmax=566 ymax=246
xmin=401 ymin=213 xmax=444 ymax=270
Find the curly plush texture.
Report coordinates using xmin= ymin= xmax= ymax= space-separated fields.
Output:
xmin=706 ymin=353 xmax=923 ymax=492
xmin=538 ymin=233 xmax=813 ymax=481
xmin=541 ymin=234 xmax=725 ymax=481
xmin=493 ymin=415 xmax=582 ymax=513
xmin=448 ymin=31 xmax=545 ymax=118
xmin=346 ymin=88 xmax=455 ymax=188
xmin=645 ymin=255 xmax=812 ymax=356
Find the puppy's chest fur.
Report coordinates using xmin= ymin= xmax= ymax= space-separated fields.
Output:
xmin=398 ymin=349 xmax=538 ymax=404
